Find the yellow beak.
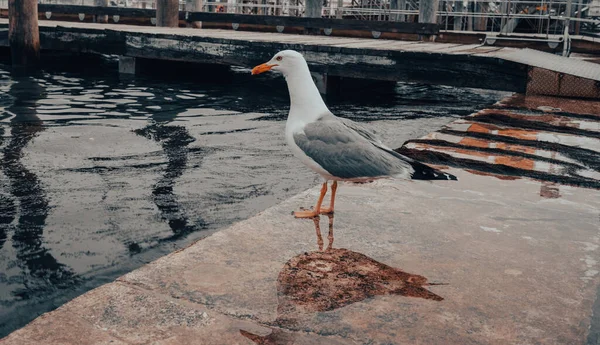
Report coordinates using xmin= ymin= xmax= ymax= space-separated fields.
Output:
xmin=251 ymin=63 xmax=277 ymax=75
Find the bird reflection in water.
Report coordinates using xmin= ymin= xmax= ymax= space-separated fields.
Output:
xmin=134 ymin=108 xmax=206 ymax=242
xmin=0 ymin=115 xmax=14 ymax=250
xmin=1 ymin=76 xmax=77 ymax=299
xmin=0 ymin=193 xmax=13 ymax=249
xmin=312 ymin=212 xmax=333 ymax=251
xmin=240 ymin=214 xmax=443 ymax=344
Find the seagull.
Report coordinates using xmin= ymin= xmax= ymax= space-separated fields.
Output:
xmin=252 ymin=50 xmax=457 ymax=218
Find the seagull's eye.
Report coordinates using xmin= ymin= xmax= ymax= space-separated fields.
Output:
xmin=276 ymin=56 xmax=283 ymax=61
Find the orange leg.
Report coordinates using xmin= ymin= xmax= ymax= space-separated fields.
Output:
xmin=320 ymin=181 xmax=337 ymax=215
xmin=294 ymin=182 xmax=328 ymax=218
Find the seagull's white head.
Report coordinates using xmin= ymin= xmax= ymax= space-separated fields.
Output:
xmin=251 ymin=50 xmax=308 ymax=78
xmin=251 ymin=49 xmax=329 ymax=116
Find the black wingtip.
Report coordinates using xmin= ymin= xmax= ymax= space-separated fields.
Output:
xmin=410 ymin=161 xmax=457 ymax=181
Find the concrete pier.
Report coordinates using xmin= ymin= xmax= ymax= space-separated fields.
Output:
xmin=1 ymin=19 xmax=599 ymax=98
xmin=1 ymin=94 xmax=599 ymax=344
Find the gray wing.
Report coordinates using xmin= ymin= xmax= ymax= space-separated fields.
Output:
xmin=293 ymin=113 xmax=414 ymax=179
xmin=335 ymin=115 xmax=384 ymax=146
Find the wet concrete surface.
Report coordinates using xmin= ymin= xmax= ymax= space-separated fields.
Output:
xmin=0 ymin=56 xmax=508 ymax=337
xmin=1 ymin=94 xmax=598 ymax=344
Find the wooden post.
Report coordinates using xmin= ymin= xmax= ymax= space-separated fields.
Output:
xmin=499 ymin=0 xmax=507 ymax=32
xmin=475 ymin=2 xmax=488 ymax=31
xmin=398 ymin=0 xmax=407 ymax=21
xmin=260 ymin=0 xmax=267 ymax=15
xmin=575 ymin=0 xmax=581 ymax=35
xmin=453 ymin=0 xmax=463 ymax=30
xmin=186 ymin=0 xmax=203 ymax=27
xmin=390 ymin=0 xmax=401 ymax=21
xmin=467 ymin=0 xmax=473 ymax=31
xmin=305 ymin=0 xmax=323 ymax=18
xmin=419 ymin=0 xmax=438 ymax=40
xmin=304 ymin=0 xmax=322 ymax=33
xmin=156 ymin=0 xmax=180 ymax=27
xmin=418 ymin=0 xmax=438 ymax=24
xmin=95 ymin=0 xmax=109 ymax=23
xmin=8 ymin=0 xmax=40 ymax=67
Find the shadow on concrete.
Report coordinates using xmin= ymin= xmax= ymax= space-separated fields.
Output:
xmin=240 ymin=214 xmax=443 ymax=344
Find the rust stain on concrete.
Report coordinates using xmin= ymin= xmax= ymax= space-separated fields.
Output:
xmin=293 ymin=215 xmax=442 ymax=312
xmin=278 ymin=248 xmax=443 ymax=313
xmin=240 ymin=215 xmax=443 ymax=344
xmin=276 ymin=214 xmax=443 ymax=319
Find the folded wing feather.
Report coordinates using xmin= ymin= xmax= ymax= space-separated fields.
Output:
xmin=293 ymin=113 xmax=414 ymax=179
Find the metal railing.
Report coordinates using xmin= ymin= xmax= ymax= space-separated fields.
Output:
xmin=438 ymin=0 xmax=599 ymax=35
xmin=1 ymin=0 xmax=598 ymax=40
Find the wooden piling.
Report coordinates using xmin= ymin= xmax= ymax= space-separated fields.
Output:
xmin=156 ymin=0 xmax=180 ymax=27
xmin=260 ymin=0 xmax=267 ymax=15
xmin=418 ymin=0 xmax=438 ymax=40
xmin=304 ymin=0 xmax=322 ymax=34
xmin=474 ymin=1 xmax=488 ymax=31
xmin=398 ymin=0 xmax=407 ymax=22
xmin=467 ymin=1 xmax=473 ymax=31
xmin=499 ymin=0 xmax=507 ymax=32
xmin=390 ymin=0 xmax=406 ymax=22
xmin=336 ymin=0 xmax=343 ymax=18
xmin=186 ymin=0 xmax=203 ymax=27
xmin=453 ymin=0 xmax=463 ymax=30
xmin=390 ymin=0 xmax=398 ymax=20
xmin=418 ymin=0 xmax=438 ymax=24
xmin=8 ymin=0 xmax=40 ymax=67
xmin=305 ymin=0 xmax=323 ymax=18
xmin=95 ymin=0 xmax=109 ymax=23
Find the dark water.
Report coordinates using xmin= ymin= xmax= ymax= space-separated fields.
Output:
xmin=0 ymin=55 xmax=508 ymax=337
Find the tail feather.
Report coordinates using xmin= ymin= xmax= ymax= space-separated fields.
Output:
xmin=409 ymin=160 xmax=457 ymax=181
xmin=383 ymin=146 xmax=457 ymax=181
